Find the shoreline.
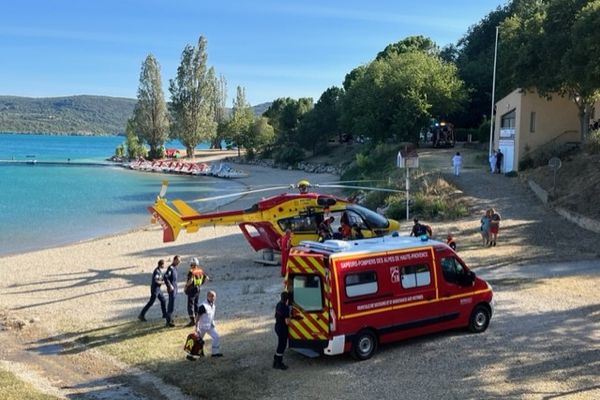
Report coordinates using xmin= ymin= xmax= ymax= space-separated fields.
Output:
xmin=0 ymin=156 xmax=340 ymax=258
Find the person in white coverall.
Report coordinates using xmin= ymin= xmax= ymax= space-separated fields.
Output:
xmin=194 ymin=290 xmax=223 ymax=358
xmin=489 ymin=151 xmax=497 ymax=173
xmin=452 ymin=152 xmax=463 ymax=176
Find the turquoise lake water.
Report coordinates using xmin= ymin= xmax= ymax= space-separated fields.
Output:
xmin=0 ymin=134 xmax=243 ymax=255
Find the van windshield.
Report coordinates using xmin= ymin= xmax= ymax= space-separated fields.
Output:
xmin=291 ymin=275 xmax=323 ymax=312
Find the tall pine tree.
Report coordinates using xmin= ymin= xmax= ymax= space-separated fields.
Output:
xmin=228 ymin=86 xmax=254 ymax=156
xmin=169 ymin=36 xmax=217 ymax=158
xmin=133 ymin=54 xmax=170 ymax=160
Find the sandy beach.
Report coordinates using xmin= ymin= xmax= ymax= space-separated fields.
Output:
xmin=1 ymin=147 xmax=599 ymax=399
xmin=0 ymin=153 xmax=340 ymax=333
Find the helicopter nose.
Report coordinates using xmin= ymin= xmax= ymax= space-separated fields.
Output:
xmin=388 ymin=219 xmax=401 ymax=232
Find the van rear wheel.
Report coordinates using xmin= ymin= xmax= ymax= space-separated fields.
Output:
xmin=469 ymin=305 xmax=491 ymax=333
xmin=351 ymin=330 xmax=377 ymax=361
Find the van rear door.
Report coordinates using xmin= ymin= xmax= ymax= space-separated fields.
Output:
xmin=286 ymin=251 xmax=331 ymax=351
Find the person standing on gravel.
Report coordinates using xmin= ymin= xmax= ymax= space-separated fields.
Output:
xmin=184 ymin=257 xmax=210 ymax=327
xmin=452 ymin=152 xmax=463 ymax=176
xmin=138 ymin=259 xmax=167 ymax=322
xmin=278 ymin=229 xmax=293 ymax=277
xmin=489 ymin=209 xmax=502 ymax=246
xmin=489 ymin=151 xmax=497 ymax=173
xmin=195 ymin=290 xmax=223 ymax=358
xmin=480 ymin=210 xmax=492 ymax=246
xmin=164 ymin=255 xmax=181 ymax=327
xmin=496 ymin=149 xmax=504 ymax=174
xmin=273 ymin=291 xmax=290 ymax=370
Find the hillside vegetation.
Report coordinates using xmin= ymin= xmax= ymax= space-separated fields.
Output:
xmin=0 ymin=95 xmax=136 ymax=135
xmin=0 ymin=95 xmax=271 ymax=136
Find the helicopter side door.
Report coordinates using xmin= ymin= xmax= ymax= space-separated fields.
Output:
xmin=277 ymin=214 xmax=321 ymax=245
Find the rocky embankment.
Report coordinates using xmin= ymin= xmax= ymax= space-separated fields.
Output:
xmin=224 ymin=156 xmax=341 ymax=175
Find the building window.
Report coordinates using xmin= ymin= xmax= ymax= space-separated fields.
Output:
xmin=530 ymin=112 xmax=536 ymax=133
xmin=345 ymin=271 xmax=378 ymax=297
xmin=501 ymin=110 xmax=516 ymax=129
xmin=400 ymin=264 xmax=431 ymax=289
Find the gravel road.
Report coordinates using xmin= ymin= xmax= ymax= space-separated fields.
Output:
xmin=1 ymin=146 xmax=598 ymax=399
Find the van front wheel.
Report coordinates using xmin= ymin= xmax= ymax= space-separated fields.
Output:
xmin=469 ymin=305 xmax=491 ymax=333
xmin=351 ymin=330 xmax=377 ymax=361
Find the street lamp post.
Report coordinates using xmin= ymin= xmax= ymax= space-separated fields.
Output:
xmin=488 ymin=26 xmax=499 ymax=156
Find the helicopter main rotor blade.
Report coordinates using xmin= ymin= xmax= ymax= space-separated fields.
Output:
xmin=317 ymin=184 xmax=405 ymax=194
xmin=318 ymin=179 xmax=388 ymax=185
xmin=189 ymin=185 xmax=291 ymax=203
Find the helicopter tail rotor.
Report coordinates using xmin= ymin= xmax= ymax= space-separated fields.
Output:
xmin=148 ymin=198 xmax=184 ymax=242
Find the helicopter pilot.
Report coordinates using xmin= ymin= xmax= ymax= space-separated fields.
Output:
xmin=297 ymin=180 xmax=310 ymax=194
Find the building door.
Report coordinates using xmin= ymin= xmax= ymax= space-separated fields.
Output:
xmin=498 ymin=140 xmax=514 ymax=173
xmin=499 ymin=110 xmax=516 ymax=173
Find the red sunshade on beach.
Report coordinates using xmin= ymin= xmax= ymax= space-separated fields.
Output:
xmin=165 ymin=148 xmax=180 ymax=157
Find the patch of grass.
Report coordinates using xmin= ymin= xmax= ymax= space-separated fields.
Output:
xmin=0 ymin=368 xmax=61 ymax=400
xmin=384 ymin=175 xmax=469 ymax=221
xmin=67 ymin=317 xmax=274 ymax=399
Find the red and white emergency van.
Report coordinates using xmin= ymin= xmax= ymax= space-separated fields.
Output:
xmin=285 ymin=234 xmax=494 ymax=360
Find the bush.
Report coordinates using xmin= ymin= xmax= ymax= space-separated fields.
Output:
xmin=362 ymin=190 xmax=391 ymax=211
xmin=585 ymin=129 xmax=600 ymax=154
xmin=245 ymin=147 xmax=256 ymax=160
xmin=273 ymin=145 xmax=305 ymax=165
xmin=114 ymin=144 xmax=125 ymax=158
xmin=383 ymin=177 xmax=469 ymax=221
xmin=519 ymin=156 xmax=535 ymax=170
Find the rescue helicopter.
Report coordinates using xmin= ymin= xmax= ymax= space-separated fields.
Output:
xmin=148 ymin=179 xmax=402 ymax=255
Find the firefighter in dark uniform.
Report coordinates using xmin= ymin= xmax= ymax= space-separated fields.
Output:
xmin=138 ymin=259 xmax=167 ymax=322
xmin=273 ymin=291 xmax=291 ymax=370
xmin=164 ymin=255 xmax=181 ymax=327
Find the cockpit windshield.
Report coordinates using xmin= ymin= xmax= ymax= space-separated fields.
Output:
xmin=347 ymin=204 xmax=389 ymax=229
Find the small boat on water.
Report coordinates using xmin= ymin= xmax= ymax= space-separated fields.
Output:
xmin=127 ymin=159 xmax=248 ymax=179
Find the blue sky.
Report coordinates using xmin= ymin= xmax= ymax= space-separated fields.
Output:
xmin=0 ymin=0 xmax=505 ymax=106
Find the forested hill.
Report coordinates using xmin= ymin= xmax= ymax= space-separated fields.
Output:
xmin=0 ymin=95 xmax=271 ymax=135
xmin=0 ymin=95 xmax=136 ymax=135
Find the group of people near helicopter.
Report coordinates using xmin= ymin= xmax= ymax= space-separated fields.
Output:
xmin=317 ymin=213 xmax=364 ymax=242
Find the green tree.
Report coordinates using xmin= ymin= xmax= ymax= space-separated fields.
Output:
xmin=133 ymin=54 xmax=170 ymax=159
xmin=249 ymin=117 xmax=275 ymax=155
xmin=263 ymin=97 xmax=313 ymax=145
xmin=169 ymin=36 xmax=217 ymax=158
xmin=376 ymin=35 xmax=439 ymax=60
xmin=298 ymin=86 xmax=343 ymax=153
xmin=227 ymin=86 xmax=254 ymax=156
xmin=500 ymin=0 xmax=600 ymax=142
xmin=211 ymin=74 xmax=228 ymax=149
xmin=124 ymin=118 xmax=146 ymax=159
xmin=452 ymin=5 xmax=513 ymax=128
xmin=341 ymin=45 xmax=466 ymax=144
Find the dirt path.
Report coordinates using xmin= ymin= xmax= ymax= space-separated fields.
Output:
xmin=416 ymin=146 xmax=600 ymax=268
